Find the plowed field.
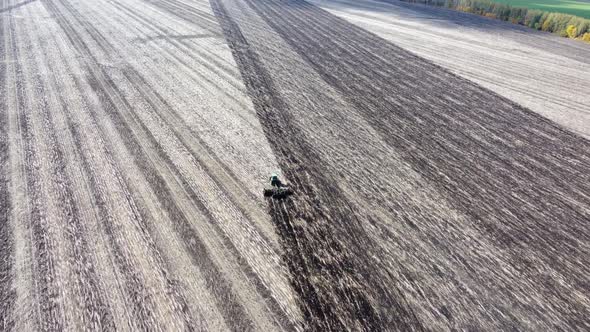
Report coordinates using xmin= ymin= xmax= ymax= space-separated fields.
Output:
xmin=1 ymin=0 xmax=589 ymax=330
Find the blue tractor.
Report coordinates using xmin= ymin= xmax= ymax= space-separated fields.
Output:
xmin=263 ymin=173 xmax=294 ymax=199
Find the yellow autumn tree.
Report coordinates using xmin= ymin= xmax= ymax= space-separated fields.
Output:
xmin=566 ymin=25 xmax=577 ymax=38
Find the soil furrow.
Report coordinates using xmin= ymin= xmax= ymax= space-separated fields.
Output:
xmin=18 ymin=3 xmax=116 ymax=328
xmin=112 ymin=1 xmax=248 ymax=105
xmin=43 ymin=1 xmax=281 ymax=330
xmin=140 ymin=0 xmax=223 ymax=35
xmin=8 ymin=7 xmax=65 ymax=329
xmin=0 ymin=5 xmax=16 ymax=329
xmin=42 ymin=1 xmax=186 ymax=328
xmin=38 ymin=6 xmax=159 ymax=329
xmin=50 ymin=1 xmax=298 ymax=329
xmin=4 ymin=4 xmax=38 ymax=330
xmin=106 ymin=0 xmax=266 ymax=176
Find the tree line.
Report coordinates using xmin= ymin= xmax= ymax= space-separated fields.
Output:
xmin=400 ymin=0 xmax=590 ymax=43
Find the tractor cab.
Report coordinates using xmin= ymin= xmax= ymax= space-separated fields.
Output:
xmin=263 ymin=173 xmax=293 ymax=199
